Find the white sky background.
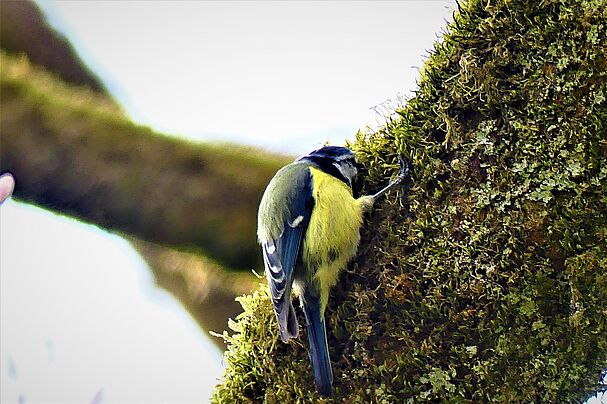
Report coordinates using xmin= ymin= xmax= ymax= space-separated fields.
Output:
xmin=36 ymin=0 xmax=457 ymax=153
xmin=1 ymin=202 xmax=223 ymax=403
xmin=7 ymin=1 xmax=603 ymax=404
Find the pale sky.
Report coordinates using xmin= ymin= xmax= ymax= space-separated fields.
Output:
xmin=37 ymin=0 xmax=456 ymax=153
xmin=1 ymin=202 xmax=223 ymax=403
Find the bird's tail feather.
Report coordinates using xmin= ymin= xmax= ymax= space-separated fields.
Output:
xmin=276 ymin=299 xmax=299 ymax=342
xmin=302 ymin=293 xmax=333 ymax=397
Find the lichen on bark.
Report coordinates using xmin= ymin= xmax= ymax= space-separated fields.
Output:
xmin=212 ymin=0 xmax=606 ymax=402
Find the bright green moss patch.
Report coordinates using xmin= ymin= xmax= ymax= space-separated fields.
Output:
xmin=214 ymin=0 xmax=606 ymax=401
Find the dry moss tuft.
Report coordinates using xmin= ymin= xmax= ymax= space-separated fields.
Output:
xmin=215 ymin=0 xmax=606 ymax=401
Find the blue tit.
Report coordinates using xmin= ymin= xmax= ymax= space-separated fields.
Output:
xmin=257 ymin=146 xmax=409 ymax=397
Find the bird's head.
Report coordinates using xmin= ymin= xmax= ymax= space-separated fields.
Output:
xmin=298 ymin=146 xmax=358 ymax=187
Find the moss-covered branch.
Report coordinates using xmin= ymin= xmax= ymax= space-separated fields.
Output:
xmin=213 ymin=0 xmax=606 ymax=401
xmin=0 ymin=51 xmax=290 ymax=270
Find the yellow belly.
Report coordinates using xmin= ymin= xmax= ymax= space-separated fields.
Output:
xmin=302 ymin=167 xmax=365 ymax=313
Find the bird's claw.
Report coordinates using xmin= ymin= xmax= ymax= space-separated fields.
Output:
xmin=395 ymin=155 xmax=411 ymax=184
xmin=370 ymin=155 xmax=412 ymax=201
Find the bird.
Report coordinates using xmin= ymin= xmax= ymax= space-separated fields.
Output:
xmin=257 ymin=146 xmax=409 ymax=397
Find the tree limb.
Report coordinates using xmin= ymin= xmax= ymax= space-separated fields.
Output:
xmin=0 ymin=51 xmax=289 ymax=270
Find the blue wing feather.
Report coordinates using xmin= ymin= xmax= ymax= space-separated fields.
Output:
xmin=261 ymin=166 xmax=313 ymax=342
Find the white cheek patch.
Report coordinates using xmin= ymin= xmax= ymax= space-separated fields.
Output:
xmin=333 ymin=162 xmax=348 ymax=179
xmin=289 ymin=215 xmax=304 ymax=228
xmin=333 ymin=162 xmax=355 ymax=185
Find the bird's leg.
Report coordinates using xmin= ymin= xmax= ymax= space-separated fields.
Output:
xmin=371 ymin=155 xmax=411 ymax=201
xmin=359 ymin=156 xmax=411 ymax=212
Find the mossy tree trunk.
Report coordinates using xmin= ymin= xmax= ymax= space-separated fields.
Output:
xmin=213 ymin=0 xmax=606 ymax=401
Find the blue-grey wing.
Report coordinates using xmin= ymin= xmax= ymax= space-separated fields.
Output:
xmin=261 ymin=166 xmax=313 ymax=342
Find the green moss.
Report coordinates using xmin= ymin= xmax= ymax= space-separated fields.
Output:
xmin=213 ymin=0 xmax=606 ymax=401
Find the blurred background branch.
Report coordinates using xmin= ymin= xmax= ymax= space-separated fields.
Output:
xmin=1 ymin=50 xmax=288 ymax=271
xmin=129 ymin=238 xmax=259 ymax=337
xmin=0 ymin=1 xmax=283 ymax=346
xmin=0 ymin=1 xmax=108 ymax=94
